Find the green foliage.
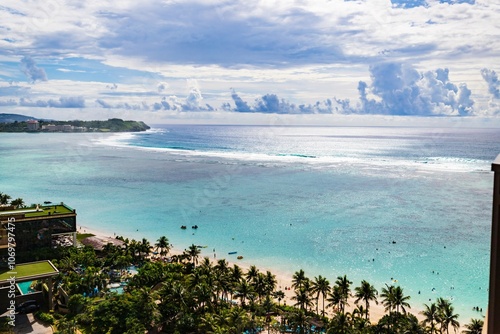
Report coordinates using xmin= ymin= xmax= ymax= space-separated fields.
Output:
xmin=463 ymin=318 xmax=484 ymax=334
xmin=76 ymin=233 xmax=95 ymax=242
xmin=55 ymin=318 xmax=78 ymax=334
xmin=47 ymin=234 xmax=467 ymax=334
xmin=0 ymin=316 xmax=15 ymax=333
xmin=53 ymin=118 xmax=150 ymax=132
xmin=0 ymin=118 xmax=150 ymax=132
xmin=68 ymin=294 xmax=87 ymax=315
xmin=88 ymin=293 xmax=151 ymax=334
xmin=35 ymin=311 xmax=56 ymax=325
xmin=0 ymin=120 xmax=27 ymax=132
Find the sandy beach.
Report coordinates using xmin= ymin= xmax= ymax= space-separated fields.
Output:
xmin=78 ymin=224 xmax=430 ymax=327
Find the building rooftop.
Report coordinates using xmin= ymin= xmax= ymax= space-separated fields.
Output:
xmin=0 ymin=203 xmax=75 ymax=222
xmin=0 ymin=260 xmax=59 ymax=285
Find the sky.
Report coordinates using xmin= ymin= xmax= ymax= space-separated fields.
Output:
xmin=0 ymin=0 xmax=500 ymax=125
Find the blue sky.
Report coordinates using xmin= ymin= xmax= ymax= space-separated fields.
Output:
xmin=0 ymin=0 xmax=499 ymax=124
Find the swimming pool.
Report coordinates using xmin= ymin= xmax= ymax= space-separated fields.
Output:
xmin=107 ymin=281 xmax=128 ymax=294
xmin=17 ymin=281 xmax=35 ymax=295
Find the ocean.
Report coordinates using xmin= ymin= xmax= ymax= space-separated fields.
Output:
xmin=1 ymin=123 xmax=499 ymax=322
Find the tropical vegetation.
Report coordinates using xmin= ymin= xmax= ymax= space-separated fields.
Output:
xmin=40 ymin=237 xmax=485 ymax=333
xmin=0 ymin=191 xmax=485 ymax=333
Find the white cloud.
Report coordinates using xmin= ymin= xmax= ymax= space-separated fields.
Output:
xmin=0 ymin=0 xmax=498 ymax=120
xmin=20 ymin=56 xmax=47 ymax=82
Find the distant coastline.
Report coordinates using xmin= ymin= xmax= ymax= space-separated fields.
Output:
xmin=0 ymin=115 xmax=150 ymax=133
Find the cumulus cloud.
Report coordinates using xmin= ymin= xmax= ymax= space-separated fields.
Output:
xmin=0 ymin=99 xmax=17 ymax=106
xmin=183 ymin=82 xmax=203 ymax=111
xmin=230 ymin=89 xmax=252 ymax=112
xmin=157 ymin=82 xmax=168 ymax=93
xmin=152 ymin=95 xmax=214 ymax=112
xmin=19 ymin=96 xmax=85 ymax=108
xmin=20 ymin=56 xmax=47 ymax=83
xmin=19 ymin=98 xmax=49 ymax=107
xmin=229 ymin=90 xmax=344 ymax=114
xmin=93 ymin=1 xmax=347 ymax=68
xmin=355 ymin=62 xmax=474 ymax=116
xmin=148 ymin=81 xmax=214 ymax=112
xmin=480 ymin=68 xmax=500 ymax=99
xmin=224 ymin=63 xmax=475 ymax=116
xmin=96 ymin=99 xmax=113 ymax=108
xmin=96 ymin=98 xmax=149 ymax=110
xmin=47 ymin=96 xmax=85 ymax=108
xmin=0 ymin=85 xmax=30 ymax=96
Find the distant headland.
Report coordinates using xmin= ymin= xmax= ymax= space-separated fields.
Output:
xmin=0 ymin=113 xmax=150 ymax=132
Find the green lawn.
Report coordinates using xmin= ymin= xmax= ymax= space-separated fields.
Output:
xmin=77 ymin=233 xmax=95 ymax=242
xmin=0 ymin=261 xmax=57 ymax=281
xmin=24 ymin=204 xmax=73 ymax=217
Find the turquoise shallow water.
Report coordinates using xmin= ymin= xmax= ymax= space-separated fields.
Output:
xmin=1 ymin=124 xmax=499 ymax=322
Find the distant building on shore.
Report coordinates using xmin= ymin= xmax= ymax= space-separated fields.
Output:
xmin=41 ymin=124 xmax=87 ymax=132
xmin=26 ymin=119 xmax=39 ymax=131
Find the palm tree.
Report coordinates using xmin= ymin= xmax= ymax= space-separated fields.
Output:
xmin=246 ymin=265 xmax=259 ymax=283
xmin=56 ymin=318 xmax=78 ymax=334
xmin=392 ymin=286 xmax=411 ymax=314
xmin=354 ymin=279 xmax=378 ymax=321
xmin=225 ymin=307 xmax=251 ymax=334
xmin=215 ymin=258 xmax=229 ymax=275
xmin=352 ymin=305 xmax=371 ymax=330
xmin=262 ymin=294 xmax=274 ymax=334
xmin=140 ymin=238 xmax=151 ymax=259
xmin=231 ymin=264 xmax=243 ymax=281
xmin=229 ymin=264 xmax=243 ymax=301
xmin=187 ymin=244 xmax=201 ymax=267
xmin=273 ymin=290 xmax=285 ymax=306
xmin=351 ymin=304 xmax=365 ymax=319
xmin=127 ymin=239 xmax=140 ymax=262
xmin=438 ymin=299 xmax=460 ymax=334
xmin=0 ymin=192 xmax=11 ymax=205
xmin=328 ymin=312 xmax=353 ymax=334
xmin=335 ymin=275 xmax=352 ymax=315
xmin=213 ymin=259 xmax=230 ymax=303
xmin=193 ymin=282 xmax=214 ymax=311
xmin=219 ymin=275 xmax=232 ymax=305
xmin=421 ymin=302 xmax=439 ymax=334
xmin=462 ymin=319 xmax=483 ymax=334
xmin=312 ymin=275 xmax=331 ymax=316
xmin=155 ymin=236 xmax=171 ymax=257
xmin=10 ymin=197 xmax=25 ymax=208
xmin=253 ymin=272 xmax=268 ymax=301
xmin=292 ymin=287 xmax=313 ymax=311
xmin=264 ymin=270 xmax=277 ymax=296
xmin=287 ymin=310 xmax=310 ymax=334
xmin=326 ymin=285 xmax=342 ymax=314
xmin=200 ymin=257 xmax=213 ymax=275
xmin=380 ymin=284 xmax=395 ymax=314
xmin=234 ymin=280 xmax=254 ymax=307
xmin=201 ymin=313 xmax=226 ymax=334
xmin=292 ymin=269 xmax=308 ymax=290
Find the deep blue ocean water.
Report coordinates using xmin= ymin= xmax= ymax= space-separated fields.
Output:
xmin=1 ymin=123 xmax=499 ymax=321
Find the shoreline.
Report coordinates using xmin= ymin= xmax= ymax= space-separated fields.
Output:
xmin=78 ymin=224 xmax=430 ymax=326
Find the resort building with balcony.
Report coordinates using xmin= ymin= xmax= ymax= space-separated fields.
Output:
xmin=0 ymin=202 xmax=77 ymax=263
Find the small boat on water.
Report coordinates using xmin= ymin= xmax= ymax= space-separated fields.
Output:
xmin=237 ymin=256 xmax=243 ymax=260
xmin=228 ymin=251 xmax=237 ymax=255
